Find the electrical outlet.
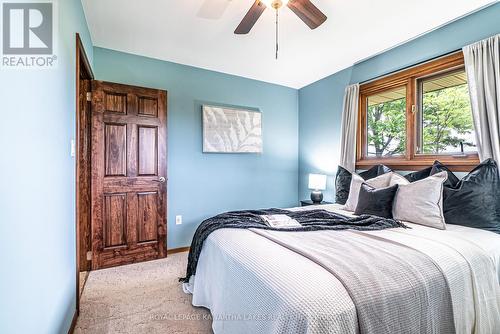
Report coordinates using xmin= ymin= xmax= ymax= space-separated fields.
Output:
xmin=176 ymin=215 xmax=182 ymax=225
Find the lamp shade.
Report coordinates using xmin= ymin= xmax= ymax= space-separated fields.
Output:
xmin=308 ymin=174 xmax=327 ymax=191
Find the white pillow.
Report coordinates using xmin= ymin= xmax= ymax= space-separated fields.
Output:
xmin=344 ymin=172 xmax=393 ymax=211
xmin=392 ymin=171 xmax=448 ymax=229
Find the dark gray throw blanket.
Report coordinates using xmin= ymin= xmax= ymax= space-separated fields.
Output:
xmin=180 ymin=208 xmax=406 ymax=282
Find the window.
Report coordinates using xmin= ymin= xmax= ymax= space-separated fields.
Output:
xmin=367 ymin=86 xmax=407 ymax=157
xmin=416 ymin=69 xmax=476 ymax=155
xmin=357 ymin=52 xmax=479 ymax=171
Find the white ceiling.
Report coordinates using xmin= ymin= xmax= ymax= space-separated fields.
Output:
xmin=81 ymin=0 xmax=496 ymax=89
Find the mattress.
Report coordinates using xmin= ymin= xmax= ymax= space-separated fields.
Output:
xmin=184 ymin=204 xmax=500 ymax=334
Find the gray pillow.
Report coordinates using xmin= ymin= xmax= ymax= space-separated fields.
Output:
xmin=392 ymin=171 xmax=448 ymax=229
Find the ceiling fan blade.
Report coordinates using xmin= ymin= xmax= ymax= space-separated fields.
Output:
xmin=234 ymin=1 xmax=266 ymax=34
xmin=287 ymin=0 xmax=327 ymax=29
xmin=197 ymin=0 xmax=230 ymax=20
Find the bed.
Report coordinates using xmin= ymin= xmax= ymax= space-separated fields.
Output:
xmin=183 ymin=204 xmax=500 ymax=334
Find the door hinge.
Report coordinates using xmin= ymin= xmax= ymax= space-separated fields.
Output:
xmin=86 ymin=92 xmax=92 ymax=102
xmin=86 ymin=251 xmax=92 ymax=261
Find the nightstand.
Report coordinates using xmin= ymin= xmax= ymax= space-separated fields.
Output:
xmin=300 ymin=200 xmax=333 ymax=207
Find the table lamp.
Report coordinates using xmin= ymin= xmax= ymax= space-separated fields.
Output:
xmin=308 ymin=173 xmax=327 ymax=204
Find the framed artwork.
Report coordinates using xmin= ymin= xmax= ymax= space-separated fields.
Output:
xmin=202 ymin=105 xmax=262 ymax=153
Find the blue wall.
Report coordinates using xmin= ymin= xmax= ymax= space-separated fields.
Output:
xmin=0 ymin=0 xmax=93 ymax=333
xmin=298 ymin=3 xmax=500 ymax=202
xmin=93 ymin=47 xmax=299 ymax=249
xmin=298 ymin=67 xmax=352 ymax=202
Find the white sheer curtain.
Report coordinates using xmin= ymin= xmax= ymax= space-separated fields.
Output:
xmin=339 ymin=84 xmax=360 ymax=171
xmin=463 ymin=34 xmax=500 ymax=162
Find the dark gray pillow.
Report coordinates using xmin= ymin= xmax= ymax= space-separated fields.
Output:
xmin=442 ymin=158 xmax=500 ymax=234
xmin=404 ymin=160 xmax=460 ymax=187
xmin=404 ymin=166 xmax=432 ymax=182
xmin=335 ymin=166 xmax=352 ymax=204
xmin=359 ymin=164 xmax=392 ymax=180
xmin=335 ymin=165 xmax=392 ymax=205
xmin=354 ymin=183 xmax=399 ymax=219
xmin=430 ymin=161 xmax=460 ymax=187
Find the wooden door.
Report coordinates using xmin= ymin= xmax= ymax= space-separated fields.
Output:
xmin=78 ymin=77 xmax=92 ymax=272
xmin=91 ymin=81 xmax=167 ymax=270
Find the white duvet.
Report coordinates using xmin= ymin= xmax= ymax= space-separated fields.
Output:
xmin=184 ymin=204 xmax=500 ymax=334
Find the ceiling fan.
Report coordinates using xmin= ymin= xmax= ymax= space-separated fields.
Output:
xmin=234 ymin=0 xmax=327 ymax=59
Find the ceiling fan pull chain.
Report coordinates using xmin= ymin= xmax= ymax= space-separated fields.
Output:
xmin=275 ymin=7 xmax=279 ymax=60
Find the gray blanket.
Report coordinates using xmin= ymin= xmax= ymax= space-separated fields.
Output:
xmin=251 ymin=228 xmax=456 ymax=334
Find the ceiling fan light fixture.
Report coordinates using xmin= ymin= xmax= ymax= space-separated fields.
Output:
xmin=260 ymin=0 xmax=289 ymax=9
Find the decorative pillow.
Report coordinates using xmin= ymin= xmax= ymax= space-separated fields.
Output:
xmin=392 ymin=171 xmax=448 ymax=229
xmin=354 ymin=183 xmax=399 ymax=219
xmin=335 ymin=164 xmax=392 ymax=204
xmin=441 ymin=158 xmax=500 ymax=234
xmin=389 ymin=173 xmax=410 ymax=186
xmin=430 ymin=161 xmax=460 ymax=187
xmin=335 ymin=166 xmax=353 ymax=205
xmin=404 ymin=166 xmax=432 ymax=182
xmin=344 ymin=172 xmax=393 ymax=211
xmin=359 ymin=164 xmax=392 ymax=180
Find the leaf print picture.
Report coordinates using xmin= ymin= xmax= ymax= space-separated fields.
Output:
xmin=203 ymin=105 xmax=262 ymax=153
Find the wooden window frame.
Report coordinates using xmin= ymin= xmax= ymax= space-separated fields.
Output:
xmin=356 ymin=51 xmax=479 ymax=172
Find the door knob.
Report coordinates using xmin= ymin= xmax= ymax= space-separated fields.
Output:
xmin=158 ymin=177 xmax=166 ymax=183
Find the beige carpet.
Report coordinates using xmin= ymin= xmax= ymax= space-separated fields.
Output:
xmin=75 ymin=252 xmax=213 ymax=334
xmin=79 ymin=271 xmax=88 ymax=297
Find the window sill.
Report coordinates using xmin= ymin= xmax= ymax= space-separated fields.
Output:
xmin=356 ymin=154 xmax=479 ymax=172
